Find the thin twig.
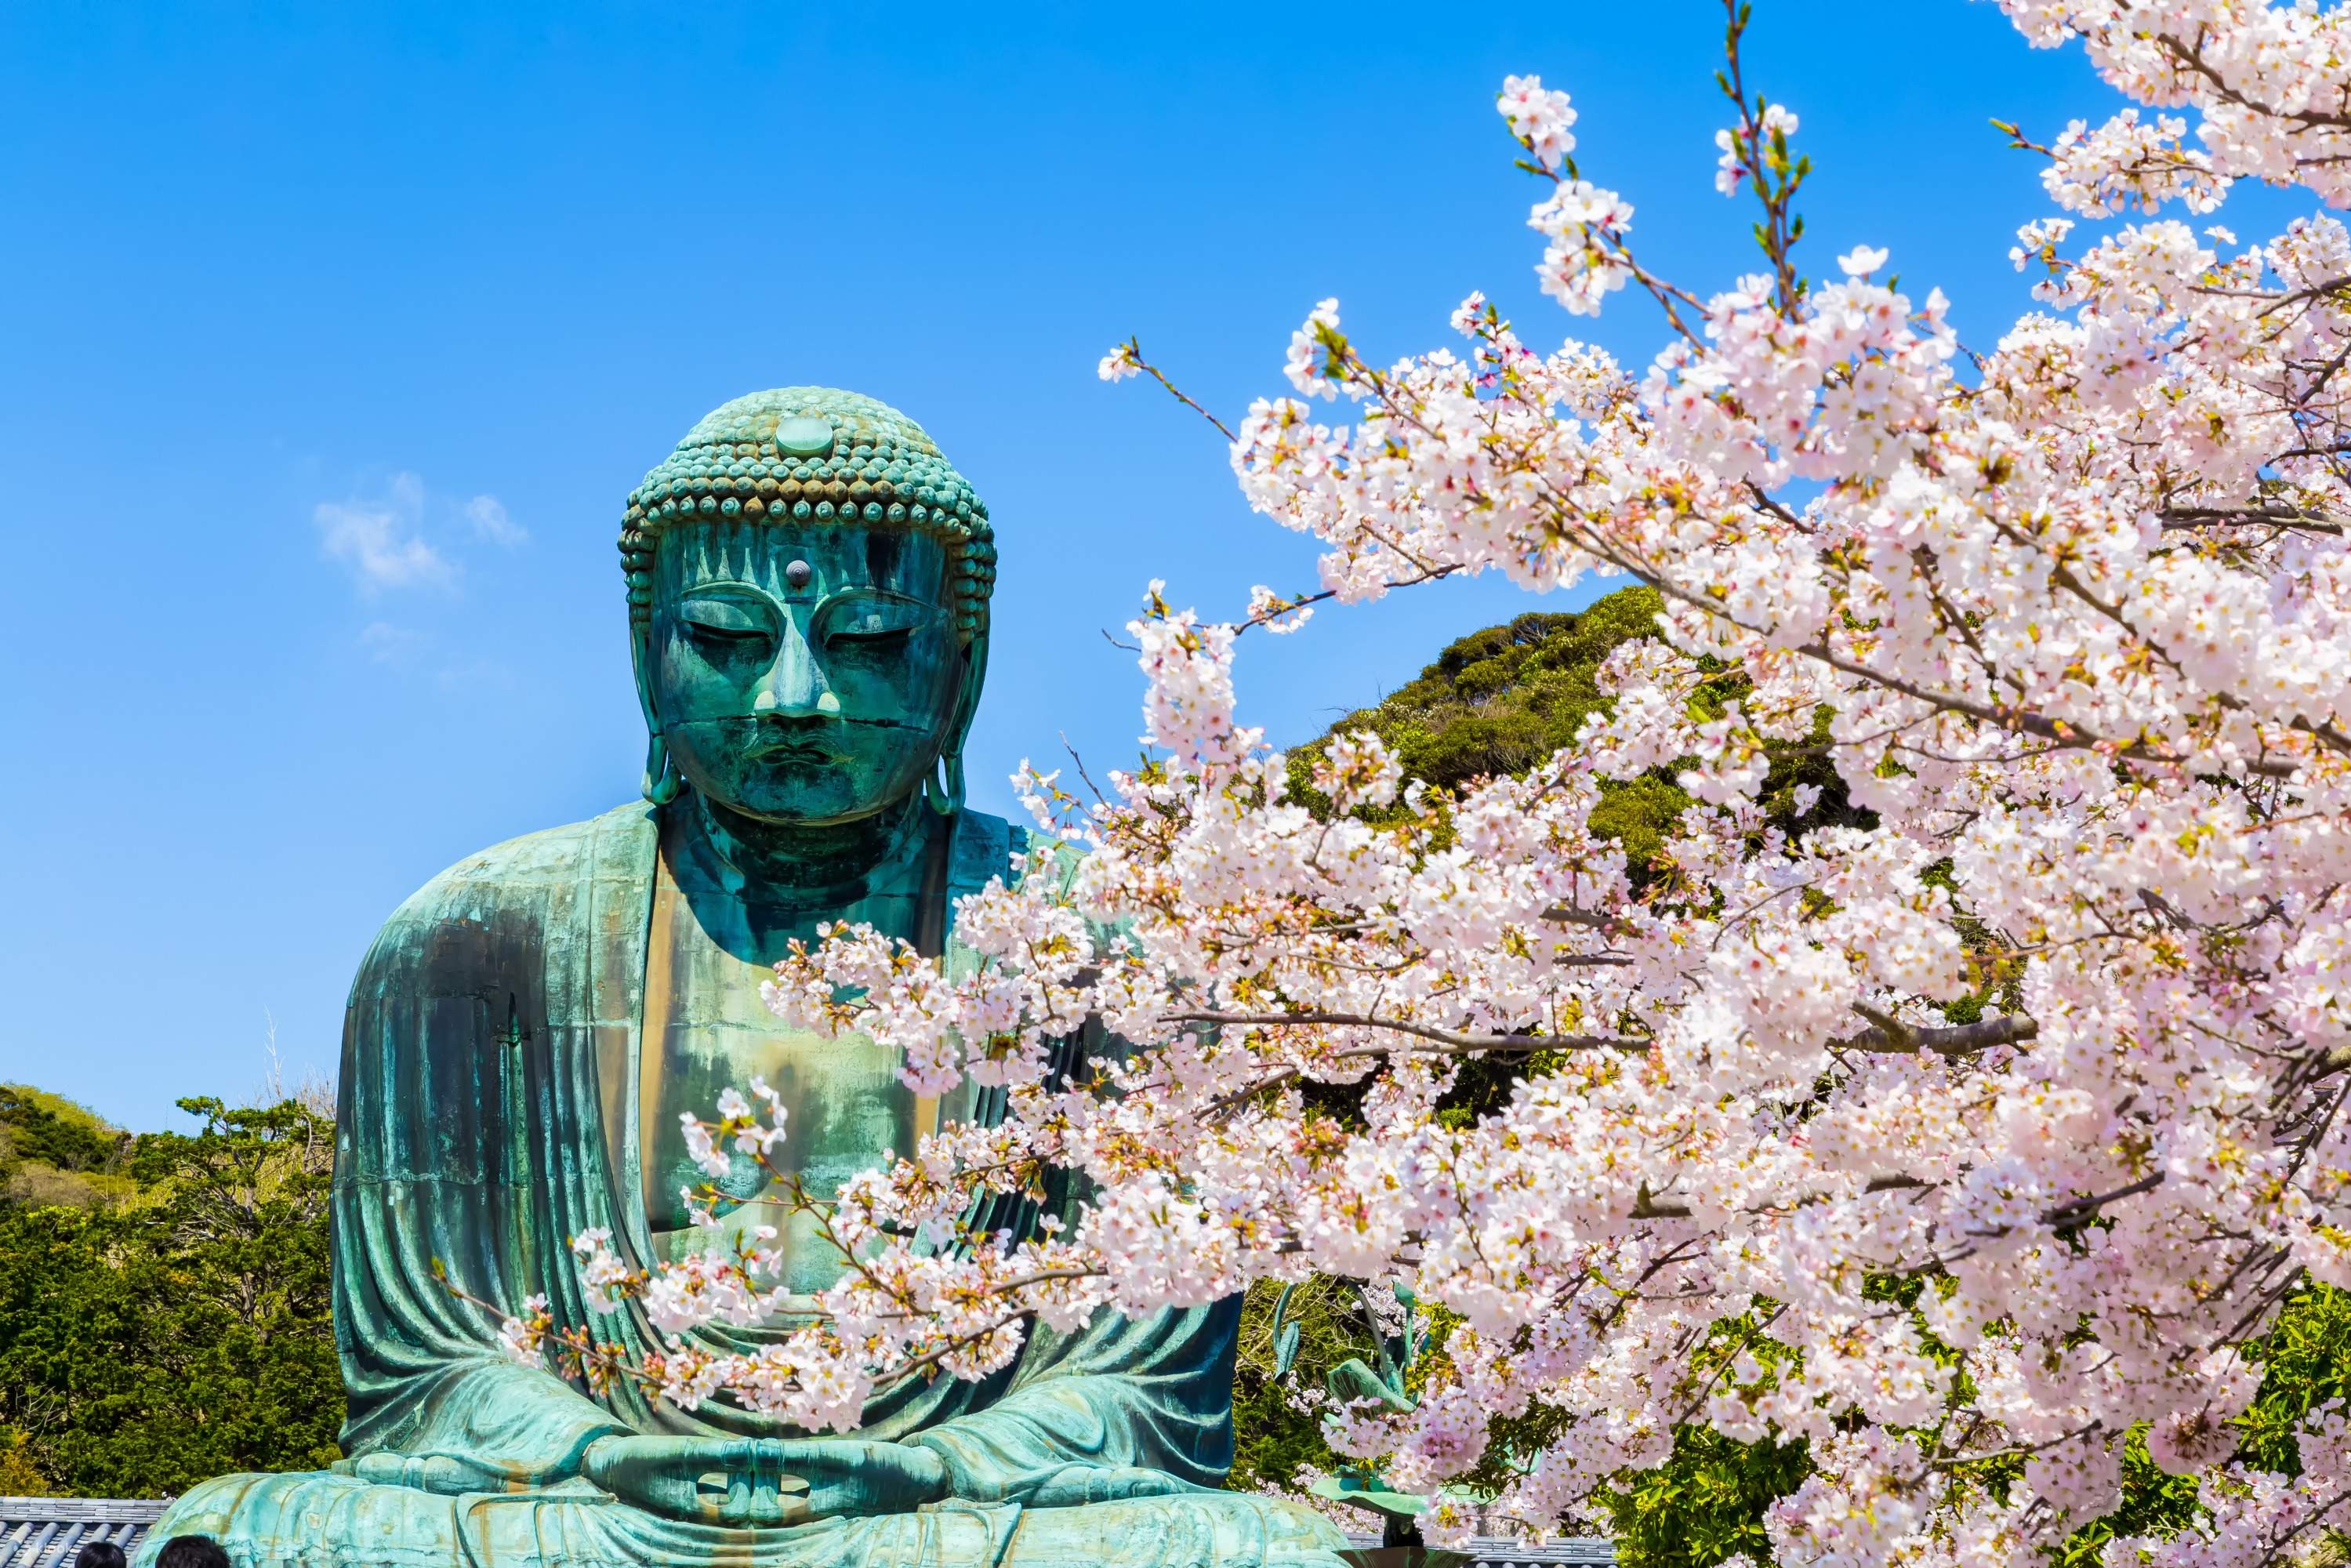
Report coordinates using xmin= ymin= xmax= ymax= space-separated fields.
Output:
xmin=1108 ymin=335 xmax=1238 ymax=442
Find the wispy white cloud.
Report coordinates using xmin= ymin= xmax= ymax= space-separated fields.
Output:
xmin=316 ymin=473 xmax=455 ymax=592
xmin=434 ymin=655 xmax=517 ymax=693
xmin=357 ymin=621 xmax=431 ymax=666
xmin=464 ymin=493 xmax=527 ymax=546
xmin=357 ymin=620 xmax=513 ymax=689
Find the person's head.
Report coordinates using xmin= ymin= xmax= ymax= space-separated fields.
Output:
xmin=153 ymin=1537 xmax=230 ymax=1568
xmin=74 ymin=1541 xmax=126 ymax=1568
xmin=620 ymin=388 xmax=995 ymax=826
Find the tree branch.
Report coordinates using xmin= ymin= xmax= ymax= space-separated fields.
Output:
xmin=2161 ymin=503 xmax=2346 ymax=535
xmin=1170 ymin=1010 xmax=1640 ymax=1056
xmin=1844 ymin=1006 xmax=2038 ymax=1058
xmin=1173 ymin=1007 xmax=2038 ymax=1063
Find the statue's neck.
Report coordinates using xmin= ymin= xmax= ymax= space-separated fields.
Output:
xmin=680 ymin=790 xmax=937 ymax=907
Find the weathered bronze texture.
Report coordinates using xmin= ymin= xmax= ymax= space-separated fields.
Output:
xmin=139 ymin=390 xmax=1349 ymax=1568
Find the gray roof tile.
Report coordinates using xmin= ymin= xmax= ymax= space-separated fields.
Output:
xmin=0 ymin=1500 xmax=168 ymax=1568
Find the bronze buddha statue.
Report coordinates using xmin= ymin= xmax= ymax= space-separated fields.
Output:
xmin=140 ymin=388 xmax=1350 ymax=1568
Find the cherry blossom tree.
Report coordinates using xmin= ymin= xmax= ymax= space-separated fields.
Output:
xmin=507 ymin=3 xmax=2351 ymax=1561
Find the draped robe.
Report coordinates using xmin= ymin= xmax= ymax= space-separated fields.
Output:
xmin=141 ymin=802 xmax=1348 ymax=1568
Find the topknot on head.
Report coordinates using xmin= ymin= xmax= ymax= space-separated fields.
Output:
xmin=618 ymin=387 xmax=996 ymax=642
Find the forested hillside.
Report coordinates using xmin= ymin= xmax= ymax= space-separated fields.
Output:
xmin=0 ymin=1086 xmax=139 ymax=1212
xmin=0 ymin=1090 xmax=343 ymax=1497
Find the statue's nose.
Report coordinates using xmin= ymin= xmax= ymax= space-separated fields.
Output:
xmin=749 ymin=619 xmax=840 ymax=717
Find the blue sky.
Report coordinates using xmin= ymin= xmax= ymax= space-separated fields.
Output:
xmin=0 ymin=2 xmax=2132 ymax=1129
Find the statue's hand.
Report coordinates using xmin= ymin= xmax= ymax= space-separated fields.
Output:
xmin=581 ymin=1436 xmax=806 ymax=1526
xmin=754 ymin=1438 xmax=953 ymax=1520
xmin=580 ymin=1435 xmax=947 ymax=1526
xmin=1022 ymin=1464 xmax=1201 ymax=1508
xmin=346 ymin=1451 xmax=522 ymax=1496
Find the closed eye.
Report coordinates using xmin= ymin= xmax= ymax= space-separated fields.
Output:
xmin=684 ymin=619 xmax=768 ymax=643
xmin=678 ymin=594 xmax=776 ymax=647
xmin=826 ymin=615 xmax=916 ymax=643
xmin=816 ymin=592 xmax=937 ymax=646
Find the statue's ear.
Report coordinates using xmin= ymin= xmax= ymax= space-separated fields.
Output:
xmin=631 ymin=624 xmax=658 ymax=734
xmin=923 ymin=633 xmax=987 ymax=818
xmin=941 ymin=630 xmax=989 ymax=767
xmin=631 ymin=623 xmax=681 ymax=805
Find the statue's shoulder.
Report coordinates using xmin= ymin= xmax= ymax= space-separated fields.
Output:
xmin=1006 ymin=821 xmax=1086 ymax=895
xmin=941 ymin=809 xmax=1084 ymax=901
xmin=363 ymin=802 xmax=655 ymax=965
xmin=996 ymin=820 xmax=1114 ymax=943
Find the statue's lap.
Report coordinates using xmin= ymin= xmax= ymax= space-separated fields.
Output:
xmin=146 ymin=1470 xmax=1351 ymax=1568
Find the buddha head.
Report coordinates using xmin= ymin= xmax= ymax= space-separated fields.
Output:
xmin=619 ymin=389 xmax=996 ymax=826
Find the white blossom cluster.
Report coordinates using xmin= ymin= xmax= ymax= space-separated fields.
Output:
xmin=511 ymin=7 xmax=2351 ymax=1563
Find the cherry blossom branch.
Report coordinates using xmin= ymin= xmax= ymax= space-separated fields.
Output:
xmin=1097 ymin=336 xmax=1238 ymax=442
xmin=1168 ymin=1009 xmax=1642 ymax=1057
xmin=1714 ymin=0 xmax=1808 ymax=314
xmin=1841 ymin=1007 xmax=2038 ymax=1058
xmin=1174 ymin=1007 xmax=2037 ymax=1062
xmin=2162 ymin=503 xmax=2348 ymax=535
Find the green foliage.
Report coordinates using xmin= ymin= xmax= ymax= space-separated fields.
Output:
xmin=2050 ymin=1283 xmax=2351 ymax=1567
xmin=0 ymin=1094 xmax=344 ymax=1497
xmin=1584 ymin=1305 xmax=1817 ymax=1568
xmin=0 ymin=1084 xmax=130 ymax=1174
xmin=0 ymin=1083 xmax=139 ymax=1211
xmin=1598 ymin=1426 xmax=1813 ymax=1568
xmin=1284 ymin=586 xmax=1863 ymax=883
xmin=0 ymin=1428 xmax=45 ymax=1496
xmin=1231 ymin=1276 xmax=1365 ymax=1494
xmin=1286 ymin=592 xmax=1667 ymax=811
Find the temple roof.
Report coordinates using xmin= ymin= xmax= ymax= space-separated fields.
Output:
xmin=0 ymin=1497 xmax=167 ymax=1568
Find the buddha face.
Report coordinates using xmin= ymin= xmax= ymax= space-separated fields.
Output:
xmin=640 ymin=521 xmax=970 ymax=825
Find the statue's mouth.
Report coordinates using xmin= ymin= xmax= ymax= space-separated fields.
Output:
xmin=749 ymin=737 xmax=838 ymax=764
xmin=677 ymin=715 xmax=855 ymax=768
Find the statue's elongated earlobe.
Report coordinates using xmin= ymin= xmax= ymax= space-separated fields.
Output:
xmin=643 ymin=733 xmax=682 ymax=805
xmin=923 ymin=751 xmax=965 ymax=817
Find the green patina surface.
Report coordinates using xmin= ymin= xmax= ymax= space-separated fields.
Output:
xmin=141 ymin=390 xmax=1350 ymax=1568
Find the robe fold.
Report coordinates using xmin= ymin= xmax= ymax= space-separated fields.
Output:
xmin=142 ymin=803 xmax=1348 ymax=1568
